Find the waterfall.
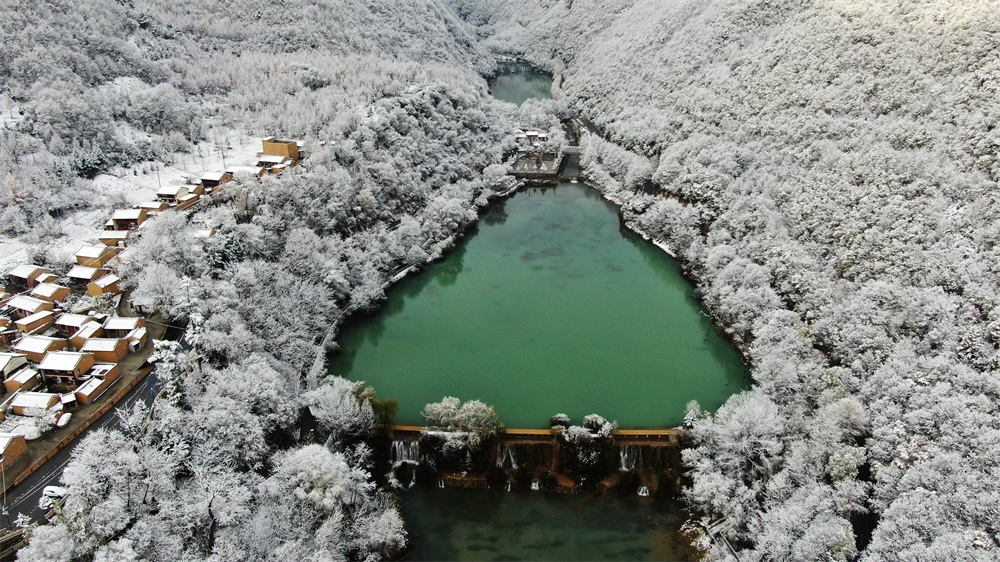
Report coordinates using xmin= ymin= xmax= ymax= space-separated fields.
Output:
xmin=437 ymin=478 xmax=445 ymax=489
xmin=619 ymin=445 xmax=643 ymax=471
xmin=530 ymin=480 xmax=540 ymax=491
xmin=637 ymin=486 xmax=651 ymax=497
xmin=506 ymin=481 xmax=512 ymax=492
xmin=390 ymin=440 xmax=420 ymax=465
xmin=496 ymin=443 xmax=519 ymax=470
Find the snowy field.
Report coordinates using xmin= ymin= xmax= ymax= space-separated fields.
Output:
xmin=0 ymin=132 xmax=258 ymax=275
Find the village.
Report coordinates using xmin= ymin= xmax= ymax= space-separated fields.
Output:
xmin=0 ymin=137 xmax=305 ymax=502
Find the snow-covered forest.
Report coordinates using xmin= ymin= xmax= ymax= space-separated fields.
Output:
xmin=7 ymin=0 xmax=1000 ymax=560
xmin=448 ymin=0 xmax=1000 ymax=560
xmin=3 ymin=0 xmax=527 ymax=559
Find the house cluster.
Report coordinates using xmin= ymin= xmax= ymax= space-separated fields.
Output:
xmin=0 ymin=264 xmax=149 ymax=469
xmin=514 ymin=129 xmax=550 ymax=153
xmin=103 ymin=138 xmax=306 ymax=254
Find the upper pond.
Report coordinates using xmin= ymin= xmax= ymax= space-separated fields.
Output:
xmin=328 ymin=184 xmax=747 ymax=428
xmin=487 ymin=62 xmax=554 ymax=105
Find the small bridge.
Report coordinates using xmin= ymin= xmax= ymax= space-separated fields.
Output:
xmin=561 ymin=145 xmax=582 ymax=155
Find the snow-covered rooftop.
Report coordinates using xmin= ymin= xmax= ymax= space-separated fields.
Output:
xmin=7 ymin=295 xmax=49 ymax=313
xmin=157 ymin=185 xmax=188 ymax=197
xmin=18 ymin=310 xmax=53 ymax=325
xmin=67 ymin=265 xmax=103 ymax=280
xmin=9 ymin=368 xmax=37 ymax=385
xmin=75 ymin=244 xmax=109 ymax=259
xmin=76 ymin=323 xmax=102 ymax=339
xmin=99 ymin=230 xmax=131 ymax=241
xmin=13 ymin=336 xmax=63 ymax=354
xmin=0 ymin=433 xmax=23 ymax=452
xmin=112 ymin=208 xmax=144 ymax=221
xmin=90 ymin=363 xmax=116 ymax=378
xmin=7 ymin=264 xmax=45 ymax=279
xmin=104 ymin=317 xmax=141 ymax=331
xmin=201 ymin=171 xmax=227 ymax=182
xmin=32 ymin=283 xmax=67 ymax=298
xmin=80 ymin=338 xmax=123 ymax=353
xmin=0 ymin=353 xmax=26 ymax=372
xmin=75 ymin=377 xmax=102 ymax=397
xmin=56 ymin=314 xmax=92 ymax=328
xmin=38 ymin=351 xmax=89 ymax=372
xmin=258 ymin=154 xmax=288 ymax=164
xmin=11 ymin=392 xmax=59 ymax=409
xmin=93 ymin=274 xmax=120 ymax=288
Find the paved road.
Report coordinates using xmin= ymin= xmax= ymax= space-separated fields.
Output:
xmin=0 ymin=372 xmax=162 ymax=526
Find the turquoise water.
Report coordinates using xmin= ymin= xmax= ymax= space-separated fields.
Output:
xmin=401 ymin=488 xmax=693 ymax=561
xmin=329 ymin=184 xmax=746 ymax=428
xmin=488 ymin=64 xmax=553 ymax=105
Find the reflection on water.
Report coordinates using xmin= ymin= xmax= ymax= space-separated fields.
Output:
xmin=402 ymin=488 xmax=694 ymax=561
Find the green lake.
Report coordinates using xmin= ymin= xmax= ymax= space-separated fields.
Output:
xmin=328 ymin=184 xmax=747 ymax=428
xmin=488 ymin=64 xmax=554 ymax=106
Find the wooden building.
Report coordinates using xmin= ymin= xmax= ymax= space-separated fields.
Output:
xmin=98 ymin=230 xmax=132 ymax=247
xmin=110 ymin=208 xmax=149 ymax=230
xmin=200 ymin=171 xmax=232 ymax=189
xmin=3 ymin=367 xmax=39 ymax=394
xmin=31 ymin=282 xmax=71 ymax=303
xmin=87 ymin=274 xmax=122 ymax=297
xmin=0 ymin=433 xmax=28 ymax=470
xmin=258 ymin=137 xmax=302 ymax=163
xmin=74 ymin=363 xmax=120 ymax=404
xmin=75 ymin=244 xmax=122 ymax=268
xmin=13 ymin=336 xmax=68 ymax=362
xmin=66 ymin=265 xmax=109 ymax=286
xmin=79 ymin=338 xmax=128 ymax=362
xmin=15 ymin=310 xmax=54 ymax=335
xmin=69 ymin=322 xmax=103 ymax=350
xmin=103 ymin=317 xmax=147 ymax=339
xmin=9 ymin=392 xmax=60 ymax=416
xmin=37 ymin=351 xmax=95 ymax=387
xmin=0 ymin=353 xmax=28 ymax=379
xmin=6 ymin=295 xmax=53 ymax=319
xmin=6 ymin=265 xmax=52 ymax=291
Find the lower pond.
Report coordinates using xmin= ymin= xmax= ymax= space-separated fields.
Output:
xmin=328 ymin=183 xmax=746 ymax=428
xmin=402 ymin=488 xmax=693 ymax=561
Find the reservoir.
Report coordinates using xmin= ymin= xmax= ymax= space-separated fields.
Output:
xmin=488 ymin=62 xmax=554 ymax=106
xmin=328 ymin=183 xmax=746 ymax=427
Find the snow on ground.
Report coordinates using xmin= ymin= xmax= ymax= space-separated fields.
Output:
xmin=0 ymin=131 xmax=260 ymax=275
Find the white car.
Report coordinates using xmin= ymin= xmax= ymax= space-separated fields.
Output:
xmin=39 ymin=485 xmax=69 ymax=509
xmin=56 ymin=413 xmax=72 ymax=428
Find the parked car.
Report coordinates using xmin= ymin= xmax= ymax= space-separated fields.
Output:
xmin=39 ymin=485 xmax=69 ymax=510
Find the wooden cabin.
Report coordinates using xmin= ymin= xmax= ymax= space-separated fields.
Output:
xmin=4 ymin=367 xmax=39 ymax=394
xmin=87 ymin=274 xmax=122 ymax=297
xmin=13 ymin=336 xmax=68 ymax=362
xmin=0 ymin=353 xmax=28 ymax=380
xmin=56 ymin=313 xmax=100 ymax=338
xmin=31 ymin=282 xmax=71 ymax=303
xmin=200 ymin=171 xmax=232 ymax=189
xmin=74 ymin=363 xmax=120 ymax=404
xmin=10 ymin=392 xmax=60 ymax=416
xmin=103 ymin=317 xmax=147 ymax=339
xmin=110 ymin=208 xmax=149 ymax=231
xmin=79 ymin=338 xmax=128 ymax=362
xmin=0 ymin=434 xmax=28 ymax=470
xmin=156 ymin=184 xmax=190 ymax=204
xmin=75 ymin=244 xmax=122 ymax=268
xmin=69 ymin=322 xmax=103 ymax=350
xmin=6 ymin=295 xmax=53 ymax=319
xmin=15 ymin=310 xmax=54 ymax=335
xmin=98 ymin=230 xmax=132 ymax=247
xmin=37 ymin=351 xmax=95 ymax=387
xmin=6 ymin=265 xmax=52 ymax=291
xmin=258 ymin=137 xmax=302 ymax=163
xmin=66 ymin=265 xmax=109 ymax=286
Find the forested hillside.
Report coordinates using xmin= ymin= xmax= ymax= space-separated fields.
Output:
xmin=449 ymin=1 xmax=1000 ymax=560
xmin=3 ymin=1 xmax=519 ymax=560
